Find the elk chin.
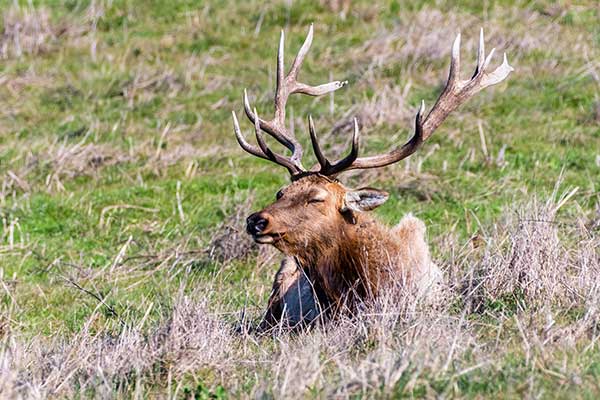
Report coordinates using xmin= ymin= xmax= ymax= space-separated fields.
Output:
xmin=254 ymin=235 xmax=275 ymax=244
xmin=252 ymin=233 xmax=284 ymax=245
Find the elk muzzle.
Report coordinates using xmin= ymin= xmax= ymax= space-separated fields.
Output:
xmin=246 ymin=212 xmax=282 ymax=244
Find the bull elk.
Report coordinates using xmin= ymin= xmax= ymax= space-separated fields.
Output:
xmin=232 ymin=25 xmax=512 ymax=331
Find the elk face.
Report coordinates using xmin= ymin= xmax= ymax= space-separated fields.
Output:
xmin=246 ymin=174 xmax=389 ymax=255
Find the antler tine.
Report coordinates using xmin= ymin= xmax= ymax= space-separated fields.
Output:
xmin=308 ymin=115 xmax=329 ymax=170
xmin=288 ymin=24 xmax=313 ymax=81
xmin=275 ymin=29 xmax=288 ymax=123
xmin=316 ymin=118 xmax=360 ymax=175
xmin=238 ymin=25 xmax=348 ymax=177
xmin=309 ymin=117 xmax=361 ymax=176
xmin=253 ymin=108 xmax=274 ymax=158
xmin=232 ymin=111 xmax=268 ymax=161
xmin=474 ymin=28 xmax=485 ymax=76
xmin=319 ymin=30 xmax=512 ymax=173
xmin=243 ymin=89 xmax=293 ymax=150
xmin=232 ymin=110 xmax=303 ymax=176
xmin=448 ymin=33 xmax=461 ymax=89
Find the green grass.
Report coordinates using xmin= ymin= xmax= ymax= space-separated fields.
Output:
xmin=0 ymin=0 xmax=599 ymax=397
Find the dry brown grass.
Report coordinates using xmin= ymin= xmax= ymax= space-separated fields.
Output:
xmin=0 ymin=1 xmax=97 ymax=59
xmin=355 ymin=7 xmax=592 ymax=77
xmin=0 ymin=127 xmax=227 ymax=197
xmin=0 ymin=3 xmax=55 ymax=59
xmin=464 ymin=187 xmax=598 ymax=315
xmin=319 ymin=0 xmax=351 ymax=19
xmin=1 ymin=140 xmax=130 ymax=195
xmin=330 ymin=82 xmax=413 ymax=136
xmin=0 ymin=288 xmax=232 ymax=398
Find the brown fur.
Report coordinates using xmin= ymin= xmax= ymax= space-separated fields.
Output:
xmin=253 ymin=174 xmax=441 ymax=330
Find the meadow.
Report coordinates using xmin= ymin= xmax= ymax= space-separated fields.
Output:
xmin=0 ymin=0 xmax=599 ymax=398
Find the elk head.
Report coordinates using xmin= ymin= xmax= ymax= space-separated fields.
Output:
xmin=233 ymin=25 xmax=512 ymax=258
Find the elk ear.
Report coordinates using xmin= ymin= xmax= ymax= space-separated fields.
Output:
xmin=341 ymin=188 xmax=389 ymax=213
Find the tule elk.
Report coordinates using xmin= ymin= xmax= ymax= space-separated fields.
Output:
xmin=232 ymin=25 xmax=513 ymax=331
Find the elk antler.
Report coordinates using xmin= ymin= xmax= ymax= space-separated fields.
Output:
xmin=311 ymin=28 xmax=513 ymax=176
xmin=232 ymin=24 xmax=348 ymax=177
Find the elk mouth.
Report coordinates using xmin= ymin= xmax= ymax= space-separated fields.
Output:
xmin=252 ymin=232 xmax=285 ymax=244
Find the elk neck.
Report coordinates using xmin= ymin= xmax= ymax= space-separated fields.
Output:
xmin=293 ymin=211 xmax=398 ymax=303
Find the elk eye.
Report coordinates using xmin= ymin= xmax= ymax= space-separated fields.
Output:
xmin=276 ymin=190 xmax=284 ymax=200
xmin=308 ymin=197 xmax=325 ymax=204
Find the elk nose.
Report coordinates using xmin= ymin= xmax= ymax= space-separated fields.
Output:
xmin=246 ymin=212 xmax=269 ymax=235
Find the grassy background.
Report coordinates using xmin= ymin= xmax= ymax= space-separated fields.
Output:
xmin=0 ymin=0 xmax=599 ymax=397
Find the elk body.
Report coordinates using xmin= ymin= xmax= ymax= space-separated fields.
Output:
xmin=232 ymin=25 xmax=512 ymax=330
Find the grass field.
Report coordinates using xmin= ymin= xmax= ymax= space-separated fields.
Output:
xmin=0 ymin=0 xmax=599 ymax=398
